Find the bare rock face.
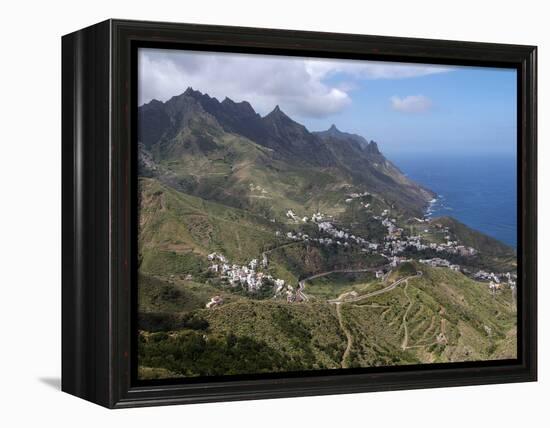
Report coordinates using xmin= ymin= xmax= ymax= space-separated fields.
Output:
xmin=137 ymin=87 xmax=434 ymax=216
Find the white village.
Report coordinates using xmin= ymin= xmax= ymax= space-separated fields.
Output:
xmin=203 ymin=190 xmax=517 ymax=308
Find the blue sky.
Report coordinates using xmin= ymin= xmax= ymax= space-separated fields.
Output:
xmin=305 ymin=66 xmax=517 ymax=156
xmin=139 ymin=48 xmax=517 ymax=156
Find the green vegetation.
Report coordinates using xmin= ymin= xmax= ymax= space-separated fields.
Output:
xmin=136 ymin=179 xmax=517 ymax=379
xmin=139 ymin=330 xmax=294 ymax=377
xmin=139 ymin=177 xmax=280 ymax=268
xmin=306 ymin=271 xmax=377 ymax=300
xmin=434 ymin=217 xmax=515 ymax=257
xmin=136 ymin=89 xmax=517 ymax=380
xmin=343 ymin=264 xmax=517 ymax=366
xmin=137 ymin=263 xmax=516 ymax=378
xmin=202 ymin=301 xmax=346 ymax=369
xmin=138 ymin=299 xmax=347 ymax=376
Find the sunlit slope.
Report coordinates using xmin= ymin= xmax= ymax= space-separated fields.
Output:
xmin=138 ymin=89 xmax=434 ymax=219
xmin=137 ymin=262 xmax=516 ymax=378
xmin=140 ymin=177 xmax=388 ymax=285
xmin=341 ymin=263 xmax=517 ymax=366
xmin=139 ymin=177 xmax=279 ymax=271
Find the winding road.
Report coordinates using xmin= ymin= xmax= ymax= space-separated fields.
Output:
xmin=401 ymin=283 xmax=414 ymax=350
xmin=266 ymin=249 xmax=424 ymax=366
xmin=328 ymin=272 xmax=420 ymax=305
xmin=323 ymin=271 xmax=422 ymax=368
xmin=261 ymin=241 xmax=302 ymax=258
xmin=336 ymin=304 xmax=353 ymax=368
xmin=298 ymin=265 xmax=391 ymax=303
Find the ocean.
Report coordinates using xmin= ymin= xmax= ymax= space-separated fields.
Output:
xmin=390 ymin=153 xmax=517 ymax=249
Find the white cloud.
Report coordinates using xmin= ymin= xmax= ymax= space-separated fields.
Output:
xmin=305 ymin=60 xmax=451 ymax=81
xmin=139 ymin=48 xmax=450 ymax=118
xmin=390 ymin=95 xmax=433 ymax=113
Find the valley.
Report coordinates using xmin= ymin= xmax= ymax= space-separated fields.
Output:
xmin=137 ymin=88 xmax=517 ymax=379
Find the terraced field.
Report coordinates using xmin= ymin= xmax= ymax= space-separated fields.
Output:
xmin=138 ymin=262 xmax=516 ymax=377
xmin=136 ymin=88 xmax=517 ymax=380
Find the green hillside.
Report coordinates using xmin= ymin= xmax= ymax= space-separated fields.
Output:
xmin=139 ymin=177 xmax=279 ymax=267
xmin=138 ymin=89 xmax=434 ymax=219
xmin=138 ymin=263 xmax=516 ymax=378
xmin=342 ymin=263 xmax=516 ymax=367
xmin=139 ymin=177 xmax=390 ymax=286
xmin=136 ymin=88 xmax=517 ymax=380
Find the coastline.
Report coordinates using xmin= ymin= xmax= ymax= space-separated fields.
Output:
xmin=392 ymin=153 xmax=517 ymax=249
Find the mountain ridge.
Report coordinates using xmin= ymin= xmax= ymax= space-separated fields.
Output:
xmin=136 ymin=88 xmax=517 ymax=381
xmin=138 ymin=87 xmax=434 ymax=217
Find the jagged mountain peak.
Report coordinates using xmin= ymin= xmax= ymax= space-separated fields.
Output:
xmin=183 ymin=86 xmax=202 ymax=97
xmin=180 ymin=87 xmax=219 ymax=104
xmin=263 ymin=105 xmax=303 ymax=129
xmin=324 ymin=124 xmax=352 ymax=137
xmin=266 ymin=104 xmax=285 ymax=117
xmin=314 ymin=124 xmax=371 ymax=151
xmin=365 ymin=140 xmax=381 ymax=155
xmin=313 ymin=126 xmax=383 ymax=156
xmin=145 ymin=98 xmax=163 ymax=106
xmin=263 ymin=105 xmax=309 ymax=133
xmin=266 ymin=104 xmax=296 ymax=119
xmin=165 ymin=88 xmax=260 ymax=128
xmin=137 ymin=87 xmax=435 ymax=215
xmin=221 ymin=97 xmax=257 ymax=115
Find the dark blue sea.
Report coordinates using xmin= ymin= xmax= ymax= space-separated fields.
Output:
xmin=390 ymin=153 xmax=517 ymax=249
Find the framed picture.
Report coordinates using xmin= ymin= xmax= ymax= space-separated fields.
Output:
xmin=62 ymin=19 xmax=537 ymax=408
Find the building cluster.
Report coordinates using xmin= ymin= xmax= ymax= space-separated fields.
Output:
xmin=285 ymin=231 xmax=308 ymax=241
xmin=345 ymin=191 xmax=371 ymax=204
xmin=315 ymin=221 xmax=378 ymax=251
xmin=488 ymin=281 xmax=502 ymax=293
xmin=205 ymin=295 xmax=224 ymax=309
xmin=474 ymin=270 xmax=517 ymax=294
xmin=419 ymin=257 xmax=460 ymax=271
xmin=202 ymin=189 xmax=516 ymax=304
xmin=412 ymin=217 xmax=427 ymax=223
xmin=311 ymin=212 xmax=324 ymax=222
xmin=382 ymin=217 xmax=402 ymax=239
xmin=286 ymin=209 xmax=336 ymax=225
xmin=206 ymin=252 xmax=290 ymax=301
xmin=474 ymin=270 xmax=501 ymax=282
xmin=278 ymin=203 xmax=479 ymax=273
xmin=438 ymin=242 xmax=478 ymax=256
xmin=504 ymin=272 xmax=517 ymax=289
xmin=285 ymin=286 xmax=306 ymax=303
xmin=278 ymin=213 xmax=379 ymax=252
xmin=286 ymin=209 xmax=299 ymax=222
xmin=248 ymin=182 xmax=268 ymax=194
xmin=384 ymin=212 xmax=476 ymax=257
xmin=386 ymin=255 xmax=412 ymax=267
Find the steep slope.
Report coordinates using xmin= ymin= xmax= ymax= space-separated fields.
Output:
xmin=314 ymin=123 xmax=374 ymax=151
xmin=137 ymin=87 xmax=433 ymax=217
xmin=139 ymin=177 xmax=386 ymax=287
xmin=138 ymin=177 xmax=279 ymax=270
xmin=432 ymin=216 xmax=516 ymax=257
xmin=137 ymin=261 xmax=516 ymax=378
xmin=314 ymin=124 xmax=434 ymax=211
xmin=342 ymin=262 xmax=517 ymax=366
xmin=259 ymin=105 xmax=336 ymax=165
xmin=136 ymin=87 xmax=517 ymax=381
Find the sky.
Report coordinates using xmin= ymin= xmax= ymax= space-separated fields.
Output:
xmin=138 ymin=48 xmax=517 ymax=156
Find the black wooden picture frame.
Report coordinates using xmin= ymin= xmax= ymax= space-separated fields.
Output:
xmin=62 ymin=19 xmax=537 ymax=408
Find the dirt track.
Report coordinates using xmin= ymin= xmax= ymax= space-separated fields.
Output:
xmin=327 ymin=272 xmax=421 ymax=368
